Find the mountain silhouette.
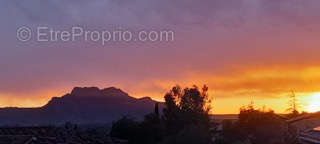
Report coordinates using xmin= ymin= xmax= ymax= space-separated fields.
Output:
xmin=0 ymin=87 xmax=160 ymax=126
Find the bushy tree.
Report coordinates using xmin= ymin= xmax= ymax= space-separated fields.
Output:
xmin=223 ymin=103 xmax=288 ymax=144
xmin=162 ymin=85 xmax=213 ymax=144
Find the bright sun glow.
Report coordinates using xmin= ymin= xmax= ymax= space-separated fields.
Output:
xmin=306 ymin=93 xmax=320 ymax=113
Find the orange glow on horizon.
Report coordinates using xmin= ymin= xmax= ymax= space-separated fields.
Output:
xmin=1 ymin=65 xmax=320 ymax=114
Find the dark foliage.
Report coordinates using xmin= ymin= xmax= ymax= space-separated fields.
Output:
xmin=160 ymin=124 xmax=212 ymax=144
xmin=161 ymin=85 xmax=213 ymax=144
xmin=110 ymin=104 xmax=165 ymax=144
xmin=110 ymin=85 xmax=213 ymax=144
xmin=162 ymin=85 xmax=212 ymax=134
xmin=222 ymin=103 xmax=289 ymax=144
xmin=110 ymin=116 xmax=140 ymax=142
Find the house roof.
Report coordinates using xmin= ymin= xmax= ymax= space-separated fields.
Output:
xmin=300 ymin=127 xmax=320 ymax=144
xmin=287 ymin=112 xmax=320 ymax=124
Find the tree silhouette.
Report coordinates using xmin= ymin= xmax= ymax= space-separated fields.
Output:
xmin=286 ymin=90 xmax=299 ymax=118
xmin=162 ymin=85 xmax=212 ymax=135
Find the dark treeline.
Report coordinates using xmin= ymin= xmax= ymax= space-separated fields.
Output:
xmin=110 ymin=85 xmax=212 ymax=144
xmin=109 ymin=85 xmax=304 ymax=144
xmin=220 ymin=103 xmax=298 ymax=144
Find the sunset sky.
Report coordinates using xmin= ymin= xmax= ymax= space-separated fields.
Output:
xmin=1 ymin=0 xmax=320 ymax=114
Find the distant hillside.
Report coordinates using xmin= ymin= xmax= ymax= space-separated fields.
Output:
xmin=0 ymin=87 xmax=160 ymax=126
